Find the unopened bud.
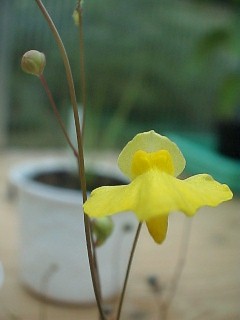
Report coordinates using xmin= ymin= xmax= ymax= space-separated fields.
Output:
xmin=72 ymin=10 xmax=79 ymax=26
xmin=21 ymin=50 xmax=46 ymax=76
xmin=92 ymin=217 xmax=114 ymax=247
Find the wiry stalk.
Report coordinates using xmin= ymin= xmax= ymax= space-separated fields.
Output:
xmin=39 ymin=74 xmax=78 ymax=157
xmin=34 ymin=1 xmax=106 ymax=318
xmin=76 ymin=3 xmax=87 ymax=138
xmin=115 ymin=223 xmax=142 ymax=320
xmin=161 ymin=219 xmax=192 ymax=320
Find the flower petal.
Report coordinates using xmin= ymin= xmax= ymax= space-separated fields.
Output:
xmin=83 ymin=185 xmax=136 ymax=218
xmin=118 ymin=130 xmax=186 ymax=179
xmin=84 ymin=170 xmax=232 ymax=225
xmin=127 ymin=170 xmax=233 ymax=221
xmin=146 ymin=215 xmax=168 ymax=244
xmin=182 ymin=174 xmax=233 ymax=216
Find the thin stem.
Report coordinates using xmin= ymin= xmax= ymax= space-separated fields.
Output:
xmin=161 ymin=218 xmax=192 ymax=320
xmin=76 ymin=1 xmax=103 ymax=307
xmin=76 ymin=2 xmax=102 ymax=303
xmin=39 ymin=74 xmax=78 ymax=157
xmin=76 ymin=4 xmax=87 ymax=137
xmin=115 ymin=222 xmax=142 ymax=320
xmin=34 ymin=1 xmax=105 ymax=318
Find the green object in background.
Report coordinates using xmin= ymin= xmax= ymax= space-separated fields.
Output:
xmin=168 ymin=132 xmax=240 ymax=194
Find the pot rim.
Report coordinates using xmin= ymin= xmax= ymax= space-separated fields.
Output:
xmin=9 ymin=158 xmax=127 ymax=205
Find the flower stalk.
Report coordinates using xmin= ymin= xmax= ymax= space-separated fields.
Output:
xmin=34 ymin=1 xmax=106 ymax=318
xmin=115 ymin=222 xmax=142 ymax=320
xmin=75 ymin=3 xmax=87 ymax=137
xmin=39 ymin=74 xmax=78 ymax=158
xmin=161 ymin=219 xmax=192 ymax=320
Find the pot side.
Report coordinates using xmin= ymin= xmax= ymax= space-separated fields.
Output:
xmin=10 ymin=159 xmax=137 ymax=305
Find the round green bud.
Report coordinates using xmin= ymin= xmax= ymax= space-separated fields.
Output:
xmin=21 ymin=50 xmax=46 ymax=76
xmin=92 ymin=217 xmax=114 ymax=247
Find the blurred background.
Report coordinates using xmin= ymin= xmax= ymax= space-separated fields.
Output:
xmin=1 ymin=0 xmax=240 ymax=150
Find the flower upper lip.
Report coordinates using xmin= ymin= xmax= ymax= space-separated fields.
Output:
xmin=118 ymin=130 xmax=186 ymax=179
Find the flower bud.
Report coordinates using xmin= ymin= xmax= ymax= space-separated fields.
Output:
xmin=21 ymin=50 xmax=46 ymax=76
xmin=72 ymin=10 xmax=80 ymax=26
xmin=92 ymin=217 xmax=114 ymax=247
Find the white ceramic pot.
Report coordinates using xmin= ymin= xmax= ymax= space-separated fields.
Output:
xmin=10 ymin=159 xmax=137 ymax=304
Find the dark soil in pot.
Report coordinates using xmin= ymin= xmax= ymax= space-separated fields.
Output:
xmin=33 ymin=170 xmax=126 ymax=191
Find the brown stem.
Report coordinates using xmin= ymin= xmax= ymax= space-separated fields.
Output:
xmin=76 ymin=1 xmax=103 ymax=307
xmin=34 ymin=1 xmax=105 ymax=318
xmin=76 ymin=5 xmax=87 ymax=138
xmin=115 ymin=222 xmax=142 ymax=320
xmin=161 ymin=218 xmax=192 ymax=320
xmin=39 ymin=74 xmax=78 ymax=157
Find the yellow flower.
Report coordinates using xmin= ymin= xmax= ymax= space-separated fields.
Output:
xmin=83 ymin=131 xmax=233 ymax=244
